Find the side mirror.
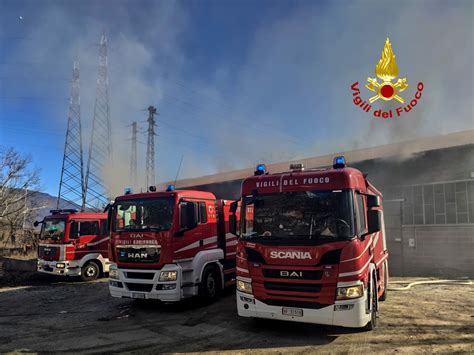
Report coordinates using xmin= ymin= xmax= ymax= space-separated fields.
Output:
xmin=229 ymin=201 xmax=238 ymax=235
xmin=103 ymin=201 xmax=114 ymax=213
xmin=33 ymin=220 xmax=41 ymax=227
xmin=367 ymin=195 xmax=381 ymax=209
xmin=107 ymin=204 xmax=114 ymax=231
xmin=367 ymin=209 xmax=382 ymax=234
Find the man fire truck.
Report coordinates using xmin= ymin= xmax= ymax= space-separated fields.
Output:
xmin=36 ymin=209 xmax=110 ymax=281
xmin=232 ymin=157 xmax=388 ymax=330
xmin=108 ymin=185 xmax=237 ymax=302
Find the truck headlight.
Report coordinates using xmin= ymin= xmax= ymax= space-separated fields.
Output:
xmin=159 ymin=271 xmax=177 ymax=281
xmin=109 ymin=268 xmax=119 ymax=280
xmin=56 ymin=263 xmax=65 ymax=269
xmin=237 ymin=280 xmax=253 ymax=294
xmin=336 ymin=285 xmax=364 ymax=300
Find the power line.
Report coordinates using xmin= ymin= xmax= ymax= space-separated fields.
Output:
xmin=158 ymin=93 xmax=308 ymax=146
xmin=150 ymin=74 xmax=314 ymax=146
xmin=0 ymin=125 xmax=63 ymax=136
xmin=0 ymin=96 xmax=68 ymax=101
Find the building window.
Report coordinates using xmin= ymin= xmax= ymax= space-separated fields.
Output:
xmin=400 ymin=180 xmax=474 ymax=225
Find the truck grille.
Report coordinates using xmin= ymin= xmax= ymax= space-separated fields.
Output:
xmin=125 ymin=272 xmax=155 ymax=280
xmin=262 ymin=269 xmax=322 ymax=280
xmin=262 ymin=299 xmax=327 ymax=309
xmin=117 ymin=246 xmax=160 ymax=263
xmin=125 ymin=283 xmax=154 ymax=292
xmin=264 ymin=282 xmax=322 ymax=293
xmin=38 ymin=246 xmax=59 ymax=260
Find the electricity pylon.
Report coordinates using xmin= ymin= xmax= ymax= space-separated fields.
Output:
xmin=130 ymin=121 xmax=138 ymax=188
xmin=84 ymin=35 xmax=112 ymax=210
xmin=145 ymin=106 xmax=157 ymax=188
xmin=57 ymin=61 xmax=85 ymax=210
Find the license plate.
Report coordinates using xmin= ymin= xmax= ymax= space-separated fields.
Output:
xmin=131 ymin=293 xmax=145 ymax=299
xmin=282 ymin=307 xmax=303 ymax=317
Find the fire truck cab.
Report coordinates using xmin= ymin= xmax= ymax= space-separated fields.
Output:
xmin=37 ymin=209 xmax=110 ymax=281
xmin=232 ymin=157 xmax=388 ymax=329
xmin=108 ymin=186 xmax=237 ymax=303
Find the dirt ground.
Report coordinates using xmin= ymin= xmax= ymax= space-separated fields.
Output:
xmin=0 ymin=276 xmax=472 ymax=354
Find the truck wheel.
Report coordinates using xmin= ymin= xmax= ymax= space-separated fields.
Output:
xmin=81 ymin=261 xmax=100 ymax=282
xmin=364 ymin=274 xmax=378 ymax=331
xmin=380 ymin=261 xmax=388 ymax=301
xmin=199 ymin=265 xmax=220 ymax=303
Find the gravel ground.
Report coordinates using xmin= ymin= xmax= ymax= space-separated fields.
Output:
xmin=0 ymin=277 xmax=472 ymax=354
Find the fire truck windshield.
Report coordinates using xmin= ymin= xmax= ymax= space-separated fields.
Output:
xmin=241 ymin=190 xmax=355 ymax=241
xmin=113 ymin=197 xmax=175 ymax=232
xmin=39 ymin=219 xmax=66 ymax=241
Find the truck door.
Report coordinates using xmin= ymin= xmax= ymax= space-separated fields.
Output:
xmin=69 ymin=220 xmax=100 ymax=253
xmin=174 ymin=199 xmax=214 ymax=259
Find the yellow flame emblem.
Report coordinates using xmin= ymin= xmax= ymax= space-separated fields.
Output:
xmin=366 ymin=38 xmax=408 ymax=103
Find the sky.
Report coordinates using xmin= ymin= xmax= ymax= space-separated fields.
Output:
xmin=0 ymin=0 xmax=472 ymax=198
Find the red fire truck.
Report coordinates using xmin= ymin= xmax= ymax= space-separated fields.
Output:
xmin=107 ymin=185 xmax=237 ymax=302
xmin=37 ymin=209 xmax=110 ymax=281
xmin=232 ymin=157 xmax=388 ymax=329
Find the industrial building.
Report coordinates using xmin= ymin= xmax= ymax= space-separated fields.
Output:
xmin=166 ymin=129 xmax=474 ymax=277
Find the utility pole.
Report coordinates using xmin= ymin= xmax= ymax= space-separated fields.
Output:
xmin=84 ymin=35 xmax=112 ymax=210
xmin=57 ymin=61 xmax=85 ymax=210
xmin=145 ymin=106 xmax=157 ymax=189
xmin=130 ymin=121 xmax=138 ymax=188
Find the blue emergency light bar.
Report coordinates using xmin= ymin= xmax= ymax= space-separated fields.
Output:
xmin=166 ymin=184 xmax=175 ymax=192
xmin=333 ymin=156 xmax=346 ymax=169
xmin=124 ymin=187 xmax=132 ymax=195
xmin=255 ymin=164 xmax=267 ymax=176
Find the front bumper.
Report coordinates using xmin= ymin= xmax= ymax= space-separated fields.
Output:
xmin=37 ymin=259 xmax=81 ymax=276
xmin=236 ymin=291 xmax=370 ymax=328
xmin=109 ymin=264 xmax=182 ymax=302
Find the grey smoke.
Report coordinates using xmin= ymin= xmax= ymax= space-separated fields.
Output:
xmin=1 ymin=0 xmax=472 ymax=197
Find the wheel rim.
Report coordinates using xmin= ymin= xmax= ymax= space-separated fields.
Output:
xmin=86 ymin=265 xmax=96 ymax=277
xmin=207 ymin=274 xmax=216 ymax=296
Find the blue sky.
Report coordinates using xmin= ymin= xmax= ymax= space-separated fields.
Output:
xmin=0 ymin=0 xmax=472 ymax=197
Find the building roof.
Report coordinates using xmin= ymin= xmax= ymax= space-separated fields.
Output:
xmin=164 ymin=129 xmax=474 ymax=189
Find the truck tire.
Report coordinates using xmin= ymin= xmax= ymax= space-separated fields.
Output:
xmin=80 ymin=261 xmax=100 ymax=282
xmin=199 ymin=265 xmax=220 ymax=303
xmin=364 ymin=273 xmax=377 ymax=331
xmin=380 ymin=261 xmax=388 ymax=301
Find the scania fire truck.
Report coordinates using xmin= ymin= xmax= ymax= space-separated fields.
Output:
xmin=232 ymin=157 xmax=388 ymax=329
xmin=108 ymin=186 xmax=237 ymax=302
xmin=37 ymin=209 xmax=110 ymax=281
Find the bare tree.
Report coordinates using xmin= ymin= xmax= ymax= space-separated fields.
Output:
xmin=0 ymin=147 xmax=41 ymax=252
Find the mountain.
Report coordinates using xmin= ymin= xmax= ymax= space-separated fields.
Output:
xmin=28 ymin=192 xmax=81 ymax=226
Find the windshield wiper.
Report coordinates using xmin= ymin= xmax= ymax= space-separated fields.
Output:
xmin=118 ymin=225 xmax=143 ymax=232
xmin=140 ymin=226 xmax=163 ymax=231
xmin=241 ymin=231 xmax=259 ymax=240
xmin=309 ymin=216 xmax=315 ymax=239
